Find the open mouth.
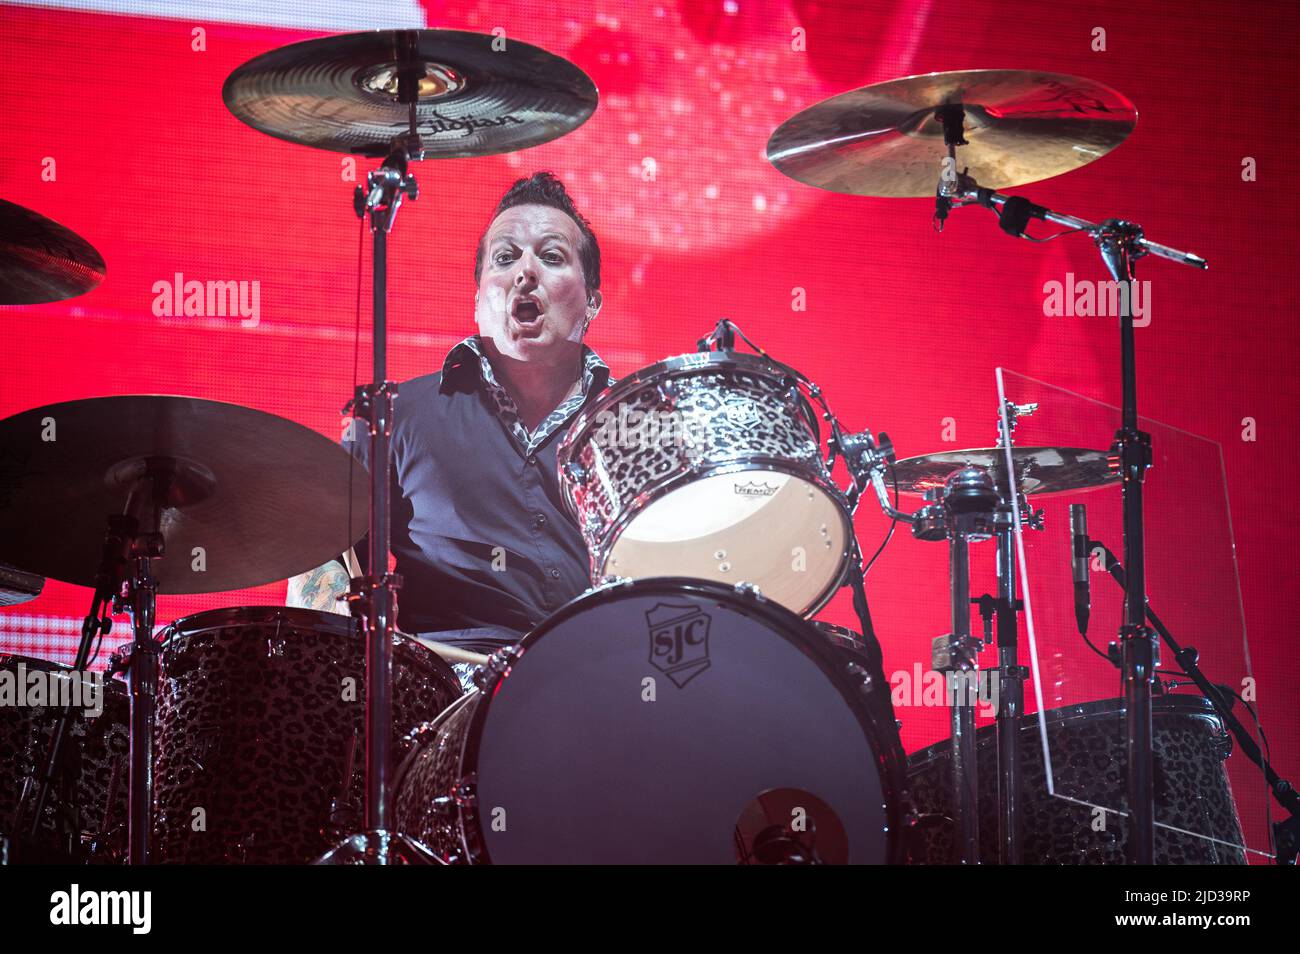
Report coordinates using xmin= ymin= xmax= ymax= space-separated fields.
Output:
xmin=511 ymin=296 xmax=544 ymax=323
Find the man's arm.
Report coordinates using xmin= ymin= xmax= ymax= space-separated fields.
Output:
xmin=285 ymin=547 xmax=358 ymax=615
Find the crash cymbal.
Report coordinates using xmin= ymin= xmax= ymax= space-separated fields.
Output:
xmin=0 ymin=396 xmax=368 ymax=594
xmin=0 ymin=200 xmax=105 ymax=305
xmin=223 ymin=29 xmax=598 ymax=157
xmin=891 ymin=446 xmax=1119 ymax=497
xmin=766 ymin=69 xmax=1136 ymax=197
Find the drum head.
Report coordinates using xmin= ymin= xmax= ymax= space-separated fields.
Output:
xmin=605 ymin=469 xmax=850 ymax=616
xmin=467 ymin=579 xmax=897 ymax=864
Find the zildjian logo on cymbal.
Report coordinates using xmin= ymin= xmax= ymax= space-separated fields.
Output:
xmin=421 ymin=109 xmax=525 ymax=138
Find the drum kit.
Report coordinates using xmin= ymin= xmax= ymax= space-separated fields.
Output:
xmin=1 ymin=29 xmax=1295 ymax=865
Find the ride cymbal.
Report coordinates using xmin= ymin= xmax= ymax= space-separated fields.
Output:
xmin=223 ymin=28 xmax=598 ymax=157
xmin=767 ymin=69 xmax=1136 ymax=197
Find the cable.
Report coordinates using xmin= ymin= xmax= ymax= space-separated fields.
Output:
xmin=1020 ymin=226 xmax=1090 ymax=244
xmin=863 ymin=461 xmax=898 ymax=577
xmin=345 ymin=210 xmax=366 ymax=577
xmin=713 ymin=318 xmax=901 ymax=576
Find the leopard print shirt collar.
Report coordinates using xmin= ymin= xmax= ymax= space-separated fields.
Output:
xmin=442 ymin=335 xmax=613 ymax=454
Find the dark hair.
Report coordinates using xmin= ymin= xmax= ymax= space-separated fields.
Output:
xmin=473 ymin=171 xmax=601 ymax=295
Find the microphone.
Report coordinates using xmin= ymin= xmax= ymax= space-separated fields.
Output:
xmin=933 ymin=157 xmax=956 ymax=231
xmin=1070 ymin=504 xmax=1090 ymax=636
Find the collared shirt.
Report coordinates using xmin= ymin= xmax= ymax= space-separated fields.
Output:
xmin=447 ymin=335 xmax=612 ymax=455
xmin=348 ymin=335 xmax=613 ymax=650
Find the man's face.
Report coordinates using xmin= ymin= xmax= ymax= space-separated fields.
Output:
xmin=475 ymin=204 xmax=599 ymax=361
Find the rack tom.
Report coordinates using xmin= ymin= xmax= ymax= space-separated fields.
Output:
xmin=558 ymin=352 xmax=852 ymax=617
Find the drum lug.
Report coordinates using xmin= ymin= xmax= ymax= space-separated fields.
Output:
xmin=845 ymin=660 xmax=874 ymax=694
xmin=563 ymin=459 xmax=587 ymax=484
xmin=428 ymin=794 xmax=458 ymax=818
xmin=471 ymin=645 xmax=522 ymax=691
xmin=782 ymin=384 xmax=802 ymax=412
xmin=452 ymin=774 xmax=477 ymax=809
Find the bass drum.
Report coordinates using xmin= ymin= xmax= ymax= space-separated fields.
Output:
xmin=394 ymin=578 xmax=905 ymax=864
xmin=152 ymin=606 xmax=461 ymax=864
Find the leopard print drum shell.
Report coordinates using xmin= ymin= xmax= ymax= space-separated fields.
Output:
xmin=152 ymin=606 xmax=461 ymax=864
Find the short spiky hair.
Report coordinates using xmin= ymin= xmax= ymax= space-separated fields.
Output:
xmin=473 ymin=172 xmax=601 ymax=295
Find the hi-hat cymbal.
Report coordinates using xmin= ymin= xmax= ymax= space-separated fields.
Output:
xmin=223 ymin=29 xmax=598 ymax=157
xmin=767 ymin=69 xmax=1136 ymax=197
xmin=0 ymin=200 xmax=105 ymax=305
xmin=891 ymin=446 xmax=1119 ymax=497
xmin=0 ymin=396 xmax=368 ymax=594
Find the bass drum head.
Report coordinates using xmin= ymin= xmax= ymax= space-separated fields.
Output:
xmin=466 ymin=578 xmax=899 ymax=864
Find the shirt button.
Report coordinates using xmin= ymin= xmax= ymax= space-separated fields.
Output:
xmin=549 ymin=568 xmax=561 ymax=579
xmin=526 ymin=454 xmax=537 ymax=466
xmin=535 ymin=512 xmax=547 ymax=527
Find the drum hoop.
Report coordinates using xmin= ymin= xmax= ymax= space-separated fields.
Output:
xmin=155 ymin=604 xmax=460 ymax=691
xmin=158 ymin=604 xmax=356 ymax=641
xmin=456 ymin=576 xmax=906 ymax=864
xmin=905 ymin=694 xmax=1227 ymax=770
xmin=586 ymin=459 xmax=853 ymax=618
xmin=0 ymin=653 xmax=128 ymax=698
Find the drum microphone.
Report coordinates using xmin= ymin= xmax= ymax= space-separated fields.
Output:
xmin=934 ymin=159 xmax=955 ymax=231
xmin=1070 ymin=504 xmax=1090 ymax=636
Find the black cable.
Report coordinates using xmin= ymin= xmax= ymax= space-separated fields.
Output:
xmin=345 ymin=210 xmax=366 ymax=577
xmin=1020 ymin=226 xmax=1090 ymax=244
xmin=863 ymin=461 xmax=898 ymax=577
xmin=1079 ymin=628 xmax=1113 ymax=665
xmin=712 ymin=318 xmax=900 ymax=583
xmin=1220 ymin=684 xmax=1274 ymax=859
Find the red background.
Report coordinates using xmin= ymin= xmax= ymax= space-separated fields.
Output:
xmin=1 ymin=0 xmax=1295 ymax=861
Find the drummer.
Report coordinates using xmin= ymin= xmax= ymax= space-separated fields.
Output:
xmin=287 ymin=171 xmax=611 ymax=689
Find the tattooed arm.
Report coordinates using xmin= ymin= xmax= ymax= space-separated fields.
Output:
xmin=285 ymin=548 xmax=358 ymax=615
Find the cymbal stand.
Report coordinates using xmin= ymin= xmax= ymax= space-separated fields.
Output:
xmin=931 ymin=467 xmax=998 ymax=864
xmin=316 ymin=45 xmax=438 ymax=864
xmin=938 ymin=145 xmax=1207 ymax=862
xmin=112 ymin=461 xmax=179 ymax=865
xmin=980 ymin=400 xmax=1042 ymax=866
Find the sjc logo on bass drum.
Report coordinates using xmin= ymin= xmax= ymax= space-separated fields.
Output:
xmin=646 ymin=602 xmax=711 ymax=688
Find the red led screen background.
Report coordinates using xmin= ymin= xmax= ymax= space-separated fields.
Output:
xmin=1 ymin=0 xmax=1296 ymax=861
